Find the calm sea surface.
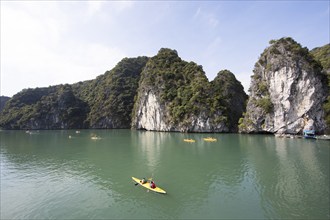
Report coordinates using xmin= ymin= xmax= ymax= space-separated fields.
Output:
xmin=0 ymin=130 xmax=329 ymax=219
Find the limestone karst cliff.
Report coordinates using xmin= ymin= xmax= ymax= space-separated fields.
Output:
xmin=132 ymin=48 xmax=247 ymax=132
xmin=239 ymin=37 xmax=328 ymax=134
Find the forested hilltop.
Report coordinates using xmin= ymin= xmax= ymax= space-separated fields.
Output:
xmin=1 ymin=38 xmax=329 ymax=134
xmin=0 ymin=57 xmax=148 ymax=129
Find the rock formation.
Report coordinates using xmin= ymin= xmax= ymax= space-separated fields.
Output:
xmin=132 ymin=48 xmax=247 ymax=132
xmin=239 ymin=37 xmax=328 ymax=134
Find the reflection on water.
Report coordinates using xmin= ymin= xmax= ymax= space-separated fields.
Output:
xmin=239 ymin=135 xmax=329 ymax=219
xmin=136 ymin=131 xmax=165 ymax=174
xmin=0 ymin=130 xmax=329 ymax=219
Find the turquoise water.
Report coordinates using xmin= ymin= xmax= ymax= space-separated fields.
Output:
xmin=1 ymin=130 xmax=329 ymax=219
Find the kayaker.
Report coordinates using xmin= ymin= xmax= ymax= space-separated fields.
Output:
xmin=141 ymin=178 xmax=147 ymax=184
xmin=150 ymin=181 xmax=156 ymax=189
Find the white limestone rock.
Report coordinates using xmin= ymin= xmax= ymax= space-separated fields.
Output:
xmin=239 ymin=38 xmax=327 ymax=134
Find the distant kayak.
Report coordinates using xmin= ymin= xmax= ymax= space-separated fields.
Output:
xmin=184 ymin=139 xmax=195 ymax=143
xmin=132 ymin=177 xmax=166 ymax=194
xmin=203 ymin=137 xmax=217 ymax=142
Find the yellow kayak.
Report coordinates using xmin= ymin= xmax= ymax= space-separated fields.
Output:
xmin=203 ymin=137 xmax=217 ymax=142
xmin=132 ymin=177 xmax=166 ymax=194
xmin=184 ymin=139 xmax=195 ymax=143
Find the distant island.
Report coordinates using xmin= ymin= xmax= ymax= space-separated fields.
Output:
xmin=1 ymin=37 xmax=329 ymax=135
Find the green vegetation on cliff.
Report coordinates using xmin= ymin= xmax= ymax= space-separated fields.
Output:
xmin=133 ymin=48 xmax=247 ymax=131
xmin=311 ymin=44 xmax=330 ymax=132
xmin=258 ymin=37 xmax=323 ymax=75
xmin=134 ymin=48 xmax=210 ymax=126
xmin=73 ymin=56 xmax=148 ymax=128
xmin=210 ymin=70 xmax=248 ymax=130
xmin=0 ymin=57 xmax=148 ymax=129
xmin=0 ymin=85 xmax=89 ymax=129
xmin=311 ymin=44 xmax=330 ymax=72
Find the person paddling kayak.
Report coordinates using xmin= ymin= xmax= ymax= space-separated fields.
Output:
xmin=132 ymin=177 xmax=166 ymax=194
xmin=150 ymin=181 xmax=156 ymax=189
xmin=140 ymin=178 xmax=147 ymax=184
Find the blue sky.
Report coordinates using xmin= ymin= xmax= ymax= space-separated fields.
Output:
xmin=1 ymin=1 xmax=329 ymax=97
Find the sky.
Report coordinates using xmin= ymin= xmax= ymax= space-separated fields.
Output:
xmin=1 ymin=0 xmax=329 ymax=97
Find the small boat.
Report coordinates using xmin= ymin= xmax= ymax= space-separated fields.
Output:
xmin=132 ymin=177 xmax=166 ymax=194
xmin=203 ymin=137 xmax=217 ymax=142
xmin=303 ymin=130 xmax=316 ymax=139
xmin=91 ymin=136 xmax=101 ymax=140
xmin=184 ymin=139 xmax=195 ymax=143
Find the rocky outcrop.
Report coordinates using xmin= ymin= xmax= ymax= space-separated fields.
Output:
xmin=132 ymin=48 xmax=247 ymax=132
xmin=239 ymin=37 xmax=328 ymax=134
xmin=134 ymin=90 xmax=170 ymax=131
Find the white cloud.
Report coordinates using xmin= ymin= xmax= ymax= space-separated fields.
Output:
xmin=87 ymin=1 xmax=104 ymax=17
xmin=193 ymin=7 xmax=219 ymax=28
xmin=86 ymin=0 xmax=134 ymax=18
xmin=1 ymin=1 xmax=327 ymax=98
xmin=111 ymin=0 xmax=134 ymax=12
xmin=1 ymin=1 xmax=127 ymax=96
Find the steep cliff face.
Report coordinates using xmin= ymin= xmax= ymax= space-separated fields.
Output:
xmin=132 ymin=48 xmax=247 ymax=132
xmin=134 ymin=90 xmax=170 ymax=131
xmin=239 ymin=38 xmax=328 ymax=134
